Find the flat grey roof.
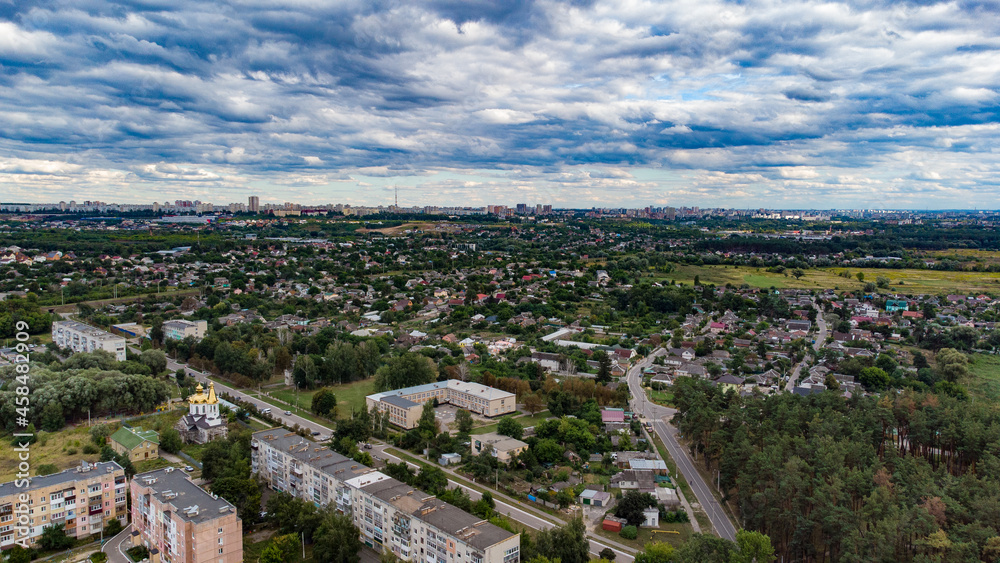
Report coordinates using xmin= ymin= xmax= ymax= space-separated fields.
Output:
xmin=0 ymin=461 xmax=122 ymax=498
xmin=382 ymin=395 xmax=419 ymax=409
xmin=134 ymin=468 xmax=236 ymax=524
xmin=252 ymin=430 xmax=372 ymax=480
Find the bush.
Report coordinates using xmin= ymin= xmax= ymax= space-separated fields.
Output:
xmin=126 ymin=546 xmax=149 ymax=562
xmin=620 ymin=525 xmax=638 ymax=540
xmin=90 ymin=553 xmax=108 ymax=563
xmin=83 ymin=445 xmax=98 ymax=455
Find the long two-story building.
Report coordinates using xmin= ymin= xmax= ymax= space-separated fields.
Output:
xmin=366 ymin=381 xmax=516 ymax=429
xmin=250 ymin=430 xmax=519 ymax=563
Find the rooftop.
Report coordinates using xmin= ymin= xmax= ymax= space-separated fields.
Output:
xmin=252 ymin=430 xmax=373 ymax=481
xmin=133 ymin=468 xmax=236 ymax=524
xmin=0 ymin=461 xmax=123 ymax=498
xmin=368 ymin=380 xmax=515 ymax=403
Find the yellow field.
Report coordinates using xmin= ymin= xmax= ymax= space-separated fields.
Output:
xmin=662 ymin=264 xmax=1000 ymax=294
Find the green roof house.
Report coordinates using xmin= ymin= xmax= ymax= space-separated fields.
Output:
xmin=110 ymin=426 xmax=160 ymax=462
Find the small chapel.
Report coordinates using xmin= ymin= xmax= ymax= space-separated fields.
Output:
xmin=174 ymin=381 xmax=228 ymax=444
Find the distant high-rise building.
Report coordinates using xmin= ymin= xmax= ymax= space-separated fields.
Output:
xmin=152 ymin=202 xmax=160 ymax=213
xmin=542 ymin=205 xmax=552 ymax=214
xmin=516 ymin=203 xmax=528 ymax=214
xmin=248 ymin=196 xmax=259 ymax=213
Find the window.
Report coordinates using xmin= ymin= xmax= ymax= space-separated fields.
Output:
xmin=218 ymin=538 xmax=223 ymax=545
xmin=219 ymin=549 xmax=224 ymax=555
xmin=218 ymin=528 xmax=223 ymax=534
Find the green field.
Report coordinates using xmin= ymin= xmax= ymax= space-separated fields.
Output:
xmin=268 ymin=378 xmax=376 ymax=420
xmin=660 ymin=264 xmax=1000 ymax=294
xmin=470 ymin=410 xmax=552 ymax=435
xmin=967 ymin=354 xmax=1000 ymax=401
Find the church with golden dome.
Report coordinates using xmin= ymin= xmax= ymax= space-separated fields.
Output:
xmin=174 ymin=381 xmax=228 ymax=444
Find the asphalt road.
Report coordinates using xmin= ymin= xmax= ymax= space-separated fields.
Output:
xmin=783 ymin=301 xmax=828 ymax=392
xmin=626 ymin=349 xmax=739 ymax=542
xmin=138 ymin=345 xmax=334 ymax=436
xmin=101 ymin=523 xmax=134 ymax=563
xmin=150 ymin=347 xmax=635 ymax=560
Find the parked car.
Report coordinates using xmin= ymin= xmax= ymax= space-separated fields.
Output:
xmin=184 ymin=466 xmax=195 ymax=472
xmin=284 ymin=410 xmax=292 ymax=415
xmin=311 ymin=431 xmax=321 ymax=436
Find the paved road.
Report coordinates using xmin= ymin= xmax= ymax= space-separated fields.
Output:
xmin=374 ymin=447 xmax=636 ymax=562
xmin=101 ymin=523 xmax=133 ymax=563
xmin=783 ymin=300 xmax=828 ymax=392
xmin=132 ymin=345 xmax=335 ymax=437
xmin=627 ymin=349 xmax=739 ymax=542
xmin=134 ymin=347 xmax=634 ymax=559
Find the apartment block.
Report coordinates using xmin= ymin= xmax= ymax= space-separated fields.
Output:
xmin=348 ymin=472 xmax=520 ymax=563
xmin=0 ymin=461 xmax=127 ymax=549
xmin=162 ymin=320 xmax=208 ymax=342
xmin=366 ymin=381 xmax=516 ymax=430
xmin=52 ymin=320 xmax=127 ymax=361
xmin=250 ymin=431 xmax=519 ymax=563
xmin=251 ymin=430 xmax=371 ymax=508
xmin=130 ymin=468 xmax=242 ymax=563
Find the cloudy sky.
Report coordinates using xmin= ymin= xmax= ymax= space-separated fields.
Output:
xmin=1 ymin=0 xmax=999 ymax=209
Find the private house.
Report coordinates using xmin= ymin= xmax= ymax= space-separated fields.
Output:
xmin=109 ymin=426 xmax=159 ymax=462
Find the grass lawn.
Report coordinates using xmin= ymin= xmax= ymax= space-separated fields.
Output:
xmin=471 ymin=410 xmax=552 ymax=435
xmin=593 ymin=522 xmax=692 ymax=551
xmin=269 ymin=378 xmax=375 ymax=420
xmin=647 ymin=388 xmax=675 ymax=407
xmin=660 ymin=264 xmax=1000 ymax=294
xmin=134 ymin=457 xmax=176 ymax=473
xmin=967 ymin=354 xmax=1000 ymax=401
xmin=0 ymin=408 xmax=188 ymax=481
xmin=0 ymin=425 xmax=101 ymax=481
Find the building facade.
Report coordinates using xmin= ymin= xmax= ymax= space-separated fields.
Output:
xmin=366 ymin=381 xmax=516 ymax=429
xmin=162 ymin=320 xmax=208 ymax=342
xmin=52 ymin=320 xmax=127 ymax=361
xmin=174 ymin=383 xmax=227 ymax=444
xmin=250 ymin=430 xmax=519 ymax=563
xmin=0 ymin=461 xmax=127 ymax=549
xmin=130 ymin=468 xmax=242 ymax=563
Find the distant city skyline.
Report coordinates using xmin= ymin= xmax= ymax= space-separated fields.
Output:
xmin=1 ymin=1 xmax=998 ymax=208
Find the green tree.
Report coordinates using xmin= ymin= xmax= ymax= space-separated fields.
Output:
xmin=5 ymin=546 xmax=32 ymax=563
xmin=140 ymin=349 xmax=168 ymax=374
xmin=791 ymin=269 xmax=805 ymax=280
xmin=599 ymin=547 xmax=617 ymax=561
xmin=39 ymin=523 xmax=73 ymax=550
xmin=312 ymin=510 xmax=362 ymax=563
xmin=418 ymin=400 xmax=438 ymax=439
xmin=497 ymin=416 xmax=523 ymax=440
xmin=40 ymin=401 xmax=65 ymax=432
xmin=673 ymin=533 xmax=738 ymax=563
xmin=455 ymin=409 xmax=474 ymax=437
xmin=858 ymin=367 xmax=890 ymax=391
xmin=311 ymin=388 xmax=338 ymax=418
xmin=104 ymin=518 xmax=123 ymax=537
xmin=614 ymin=490 xmax=657 ymax=527
xmin=856 ymin=272 xmax=865 ymax=283
xmin=876 ymin=275 xmax=891 ymax=288
xmin=735 ymin=529 xmax=776 ymax=563
xmin=594 ymin=350 xmax=613 ymax=384
xmin=535 ymin=518 xmax=590 ymax=563
xmin=175 ymin=369 xmax=186 ymax=386
xmin=159 ymin=429 xmax=182 ymax=454
xmin=634 ymin=542 xmax=675 ymax=563
xmin=373 ymin=353 xmax=438 ymax=392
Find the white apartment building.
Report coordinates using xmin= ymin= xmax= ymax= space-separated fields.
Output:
xmin=250 ymin=431 xmax=519 ymax=563
xmin=162 ymin=319 xmax=208 ymax=342
xmin=52 ymin=320 xmax=127 ymax=361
